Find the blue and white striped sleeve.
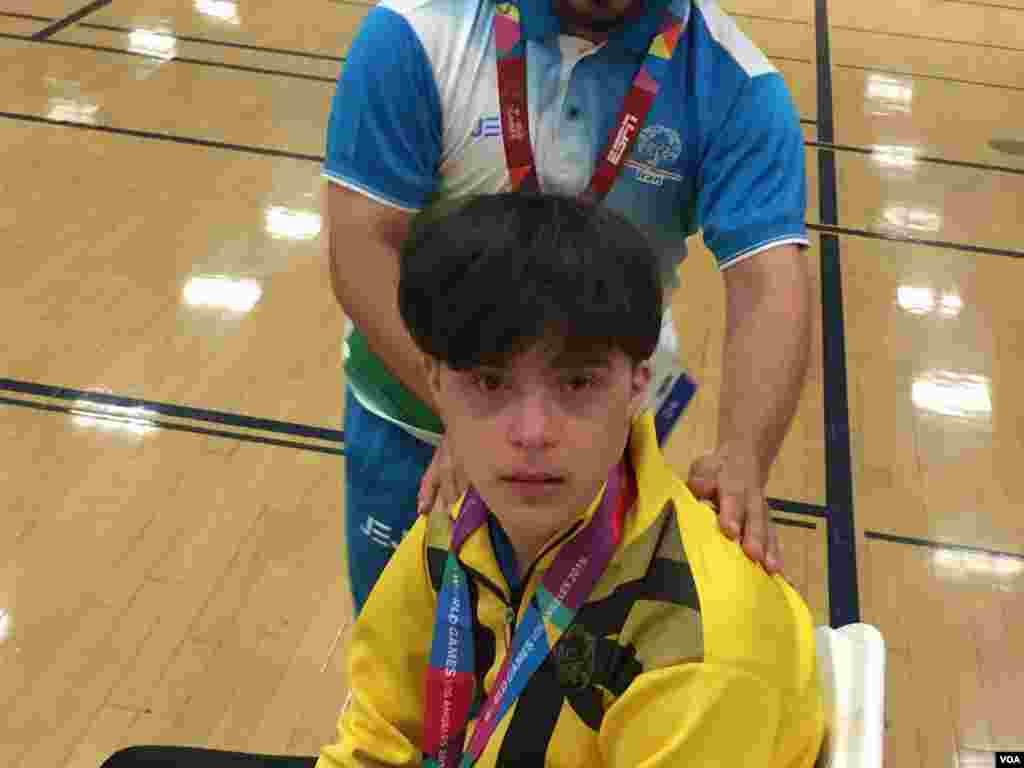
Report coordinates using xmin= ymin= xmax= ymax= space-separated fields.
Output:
xmin=697 ymin=73 xmax=809 ymax=269
xmin=322 ymin=7 xmax=442 ymax=211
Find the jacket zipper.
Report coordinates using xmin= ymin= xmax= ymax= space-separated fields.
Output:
xmin=466 ymin=520 xmax=584 ymax=649
xmin=506 ymin=520 xmax=583 ymax=637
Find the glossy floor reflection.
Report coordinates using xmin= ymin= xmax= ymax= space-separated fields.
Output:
xmin=833 ymin=66 xmax=1024 ymax=171
xmin=87 ymin=0 xmax=365 ymax=57
xmin=844 ymin=235 xmax=1024 ymax=553
xmin=0 ymin=407 xmax=349 ymax=768
xmin=1 ymin=0 xmax=1023 ymax=765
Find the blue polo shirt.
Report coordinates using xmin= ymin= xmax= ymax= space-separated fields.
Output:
xmin=323 ymin=0 xmax=808 ymax=439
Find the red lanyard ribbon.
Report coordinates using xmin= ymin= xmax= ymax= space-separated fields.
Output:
xmin=494 ymin=0 xmax=685 ymax=203
xmin=423 ymin=459 xmax=635 ymax=768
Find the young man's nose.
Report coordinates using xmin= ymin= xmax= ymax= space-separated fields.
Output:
xmin=507 ymin=391 xmax=560 ymax=450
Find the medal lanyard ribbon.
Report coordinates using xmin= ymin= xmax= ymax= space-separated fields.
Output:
xmin=424 ymin=458 xmax=633 ymax=768
xmin=493 ymin=0 xmax=685 ymax=204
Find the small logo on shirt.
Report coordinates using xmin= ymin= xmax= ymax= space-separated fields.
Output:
xmin=470 ymin=115 xmax=502 ymax=141
xmin=554 ymin=623 xmax=597 ymax=689
xmin=626 ymin=124 xmax=684 ymax=186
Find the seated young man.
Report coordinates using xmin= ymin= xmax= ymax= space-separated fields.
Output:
xmin=319 ymin=193 xmax=825 ymax=768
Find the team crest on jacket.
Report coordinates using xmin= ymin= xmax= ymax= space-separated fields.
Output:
xmin=554 ymin=623 xmax=597 ymax=689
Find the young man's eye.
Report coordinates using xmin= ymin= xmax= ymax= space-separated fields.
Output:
xmin=474 ymin=373 xmax=504 ymax=393
xmin=566 ymin=374 xmax=599 ymax=392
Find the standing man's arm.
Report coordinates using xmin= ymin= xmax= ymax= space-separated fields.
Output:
xmin=694 ymin=244 xmax=811 ymax=568
xmin=691 ymin=57 xmax=812 ymax=573
xmin=326 ymin=185 xmax=437 ymax=412
xmin=321 ymin=5 xmax=443 ymax=413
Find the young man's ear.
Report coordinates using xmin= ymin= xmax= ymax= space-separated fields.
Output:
xmin=629 ymin=361 xmax=652 ymax=418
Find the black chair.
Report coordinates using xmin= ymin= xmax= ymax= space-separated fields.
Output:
xmin=100 ymin=746 xmax=317 ymax=768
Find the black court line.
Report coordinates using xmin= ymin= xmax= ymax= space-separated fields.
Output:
xmin=0 ymin=11 xmax=344 ymax=62
xmin=0 ymin=31 xmax=337 ymax=84
xmin=809 ymin=140 xmax=1024 ymax=177
xmin=0 ymin=11 xmax=51 ymax=22
xmin=2 ymin=15 xmax=812 ymax=93
xmin=768 ymin=498 xmax=829 ymax=518
xmin=944 ymin=0 xmax=1024 ymax=10
xmin=32 ymin=0 xmax=112 ymax=40
xmin=815 ymin=0 xmax=860 ymax=628
xmin=726 ymin=48 xmax=1024 ymax=96
xmin=808 ymin=223 xmax=1024 ymax=259
xmin=0 ymin=395 xmax=345 ymax=456
xmin=777 ymin=55 xmax=815 ymax=65
xmin=835 ymin=62 xmax=1024 ymax=94
xmin=773 ymin=517 xmax=818 ymax=530
xmin=0 ymin=378 xmax=344 ymax=444
xmin=0 ymin=105 xmax=820 ymax=173
xmin=150 ymin=54 xmax=334 ymax=84
xmin=832 ymin=24 xmax=1024 ymax=54
xmin=0 ymin=110 xmax=323 ymax=163
xmin=80 ymin=21 xmax=344 ymax=63
xmin=718 ymin=10 xmax=811 ymax=25
xmin=865 ymin=530 xmax=1024 ymax=562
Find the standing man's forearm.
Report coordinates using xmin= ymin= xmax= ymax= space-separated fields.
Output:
xmin=326 ymin=183 xmax=440 ymax=414
xmin=717 ymin=245 xmax=812 ymax=484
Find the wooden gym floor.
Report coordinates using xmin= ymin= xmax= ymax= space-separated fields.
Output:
xmin=0 ymin=0 xmax=1021 ymax=766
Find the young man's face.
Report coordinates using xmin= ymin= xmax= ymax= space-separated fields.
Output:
xmin=427 ymin=339 xmax=650 ymax=548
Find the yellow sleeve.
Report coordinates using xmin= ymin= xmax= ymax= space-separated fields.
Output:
xmin=598 ymin=663 xmax=782 ymax=768
xmin=318 ymin=516 xmax=435 ymax=768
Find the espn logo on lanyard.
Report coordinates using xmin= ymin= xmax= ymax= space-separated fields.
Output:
xmin=503 ymin=103 xmax=527 ymax=143
xmin=494 ymin=0 xmax=684 ymax=205
xmin=608 ymin=114 xmax=640 ymax=165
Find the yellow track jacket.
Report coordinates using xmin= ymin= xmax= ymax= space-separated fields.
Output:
xmin=319 ymin=410 xmax=825 ymax=768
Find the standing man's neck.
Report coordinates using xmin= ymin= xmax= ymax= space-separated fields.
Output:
xmin=564 ymin=24 xmax=608 ymax=43
xmin=554 ymin=0 xmax=646 ymax=42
